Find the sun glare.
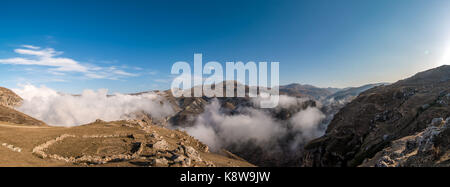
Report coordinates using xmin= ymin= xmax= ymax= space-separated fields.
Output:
xmin=439 ymin=39 xmax=450 ymax=66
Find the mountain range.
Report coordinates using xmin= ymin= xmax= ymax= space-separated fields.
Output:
xmin=0 ymin=65 xmax=449 ymax=167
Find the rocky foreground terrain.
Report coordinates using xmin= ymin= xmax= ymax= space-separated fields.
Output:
xmin=303 ymin=65 xmax=450 ymax=167
xmin=0 ymin=87 xmax=253 ymax=167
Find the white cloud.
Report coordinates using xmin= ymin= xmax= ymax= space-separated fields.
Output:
xmin=154 ymin=78 xmax=172 ymax=83
xmin=85 ymin=73 xmax=107 ymax=79
xmin=13 ymin=84 xmax=175 ymax=126
xmin=0 ymin=45 xmax=139 ymax=80
xmin=184 ymin=98 xmax=326 ymax=152
xmin=252 ymin=95 xmax=310 ymax=109
xmin=290 ymin=107 xmax=325 ymax=140
xmin=14 ymin=48 xmax=61 ymax=58
xmin=185 ymin=99 xmax=286 ymax=150
xmin=48 ymin=71 xmax=66 ymax=76
xmin=22 ymin=45 xmax=41 ymax=50
xmin=112 ymin=70 xmax=138 ymax=77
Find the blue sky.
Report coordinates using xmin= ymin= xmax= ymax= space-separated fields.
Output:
xmin=0 ymin=0 xmax=450 ymax=93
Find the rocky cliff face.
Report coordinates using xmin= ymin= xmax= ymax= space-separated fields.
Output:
xmin=302 ymin=65 xmax=450 ymax=167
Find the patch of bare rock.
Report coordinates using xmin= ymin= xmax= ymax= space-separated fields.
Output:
xmin=0 ymin=87 xmax=22 ymax=108
xmin=1 ymin=142 xmax=22 ymax=153
xmin=361 ymin=117 xmax=450 ymax=167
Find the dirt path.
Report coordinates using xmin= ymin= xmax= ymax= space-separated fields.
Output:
xmin=0 ymin=122 xmax=55 ymax=129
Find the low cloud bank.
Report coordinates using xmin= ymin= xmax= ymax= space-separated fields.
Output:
xmin=289 ymin=107 xmax=326 ymax=149
xmin=185 ymin=98 xmax=326 ymax=154
xmin=186 ymin=100 xmax=286 ymax=150
xmin=251 ymin=95 xmax=311 ymax=109
xmin=13 ymin=84 xmax=174 ymax=126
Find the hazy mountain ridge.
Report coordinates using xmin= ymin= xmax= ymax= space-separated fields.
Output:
xmin=325 ymin=83 xmax=389 ymax=101
xmin=280 ymin=83 xmax=334 ymax=99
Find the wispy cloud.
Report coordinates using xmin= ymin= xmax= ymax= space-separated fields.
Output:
xmin=0 ymin=45 xmax=139 ymax=80
xmin=22 ymin=45 xmax=41 ymax=50
xmin=154 ymin=78 xmax=172 ymax=83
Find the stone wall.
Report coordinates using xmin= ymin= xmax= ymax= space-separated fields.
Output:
xmin=1 ymin=142 xmax=22 ymax=152
xmin=32 ymin=133 xmax=143 ymax=165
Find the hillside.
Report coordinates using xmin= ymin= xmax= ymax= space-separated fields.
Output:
xmin=0 ymin=105 xmax=46 ymax=126
xmin=0 ymin=87 xmax=46 ymax=126
xmin=303 ymin=65 xmax=450 ymax=167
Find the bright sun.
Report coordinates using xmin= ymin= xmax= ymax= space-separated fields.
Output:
xmin=439 ymin=41 xmax=450 ymax=66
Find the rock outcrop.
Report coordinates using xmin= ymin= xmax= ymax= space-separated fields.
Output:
xmin=0 ymin=87 xmax=22 ymax=108
xmin=1 ymin=142 xmax=22 ymax=153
